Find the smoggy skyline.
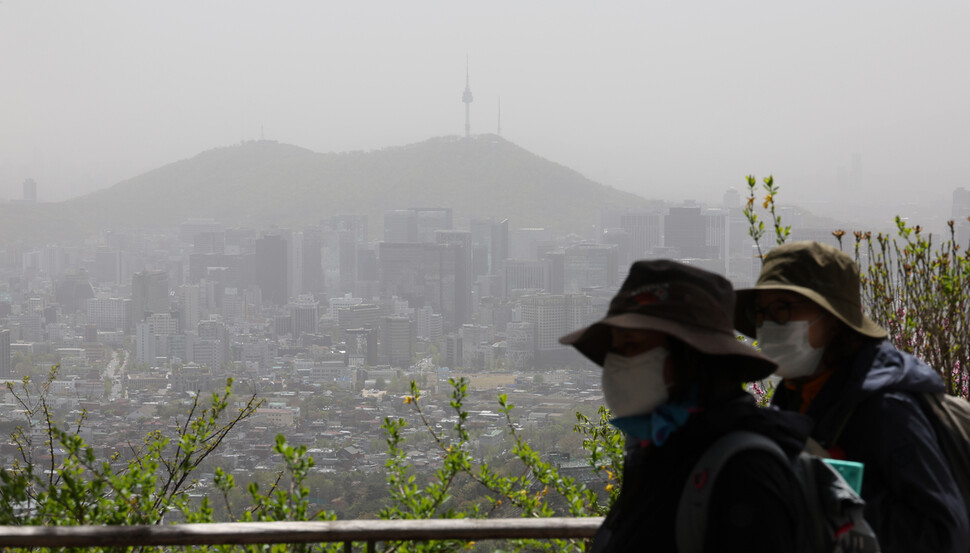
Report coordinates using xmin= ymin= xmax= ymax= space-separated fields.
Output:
xmin=2 ymin=1 xmax=968 ymax=227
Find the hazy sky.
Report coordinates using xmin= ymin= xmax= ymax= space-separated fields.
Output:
xmin=2 ymin=1 xmax=968 ymax=226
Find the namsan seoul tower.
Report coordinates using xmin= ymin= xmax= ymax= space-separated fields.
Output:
xmin=462 ymin=56 xmax=474 ymax=138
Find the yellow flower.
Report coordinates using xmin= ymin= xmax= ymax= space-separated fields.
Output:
xmin=403 ymin=396 xmax=413 ymax=404
xmin=762 ymin=194 xmax=773 ymax=209
xmin=606 ymin=483 xmax=614 ymax=492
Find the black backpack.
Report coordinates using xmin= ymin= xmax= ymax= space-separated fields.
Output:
xmin=919 ymin=392 xmax=970 ymax=519
xmin=676 ymin=431 xmax=880 ymax=553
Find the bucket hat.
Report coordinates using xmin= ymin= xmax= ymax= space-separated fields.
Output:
xmin=734 ymin=241 xmax=888 ymax=339
xmin=559 ymin=259 xmax=777 ymax=381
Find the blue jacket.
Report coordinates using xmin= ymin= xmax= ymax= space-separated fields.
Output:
xmin=772 ymin=339 xmax=970 ymax=553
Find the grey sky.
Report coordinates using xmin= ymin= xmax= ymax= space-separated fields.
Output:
xmin=2 ymin=1 xmax=968 ymax=225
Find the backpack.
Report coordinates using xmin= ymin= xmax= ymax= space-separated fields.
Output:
xmin=919 ymin=392 xmax=970 ymax=519
xmin=675 ymin=431 xmax=880 ymax=553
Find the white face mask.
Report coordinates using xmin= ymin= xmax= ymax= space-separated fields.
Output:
xmin=601 ymin=347 xmax=671 ymax=418
xmin=757 ymin=320 xmax=825 ymax=379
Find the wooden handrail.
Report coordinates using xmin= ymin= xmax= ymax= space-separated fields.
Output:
xmin=0 ymin=517 xmax=605 ymax=548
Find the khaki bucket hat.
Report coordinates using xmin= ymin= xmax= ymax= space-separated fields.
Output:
xmin=560 ymin=259 xmax=777 ymax=382
xmin=734 ymin=241 xmax=888 ymax=339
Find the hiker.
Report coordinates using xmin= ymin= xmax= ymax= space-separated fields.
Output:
xmin=735 ymin=240 xmax=969 ymax=553
xmin=561 ymin=259 xmax=813 ymax=552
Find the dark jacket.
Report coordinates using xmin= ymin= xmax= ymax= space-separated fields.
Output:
xmin=591 ymin=390 xmax=812 ymax=553
xmin=772 ymin=339 xmax=970 ymax=553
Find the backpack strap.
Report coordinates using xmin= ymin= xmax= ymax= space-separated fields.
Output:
xmin=676 ymin=431 xmax=788 ymax=553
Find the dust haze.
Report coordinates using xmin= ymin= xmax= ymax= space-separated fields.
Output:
xmin=2 ymin=1 xmax=968 ymax=229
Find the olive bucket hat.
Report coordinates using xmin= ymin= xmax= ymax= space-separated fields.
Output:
xmin=734 ymin=241 xmax=888 ymax=339
xmin=559 ymin=259 xmax=777 ymax=382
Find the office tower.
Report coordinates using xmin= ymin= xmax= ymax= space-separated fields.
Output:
xmin=378 ymin=241 xmax=470 ymax=330
xmin=198 ymin=319 xmax=231 ymax=367
xmin=620 ymin=212 xmax=663 ymax=260
xmin=543 ymin=251 xmax=565 ymax=294
xmin=135 ymin=312 xmax=178 ymax=366
xmin=56 ymin=271 xmax=95 ymax=314
xmin=338 ymin=230 xmax=358 ymax=295
xmin=510 ymin=227 xmax=554 ymax=260
xmin=460 ymin=323 xmax=494 ymax=370
xmin=179 ymin=218 xmax=223 ymax=245
xmin=563 ymin=243 xmax=618 ymax=293
xmin=380 ymin=315 xmax=414 ymax=368
xmin=0 ymin=329 xmax=10 ymax=378
xmin=346 ymin=327 xmax=377 ymax=367
xmin=301 ymin=227 xmax=325 ymax=295
xmin=722 ymin=188 xmax=742 ymax=209
xmin=194 ymin=231 xmax=226 ymax=255
xmin=471 ymin=218 xmax=510 ymax=277
xmin=288 ymin=231 xmax=303 ymax=300
xmin=520 ymin=293 xmax=593 ymax=367
xmin=85 ymin=297 xmax=130 ymax=331
xmin=131 ymin=270 xmax=170 ymax=331
xmin=384 ymin=208 xmax=453 ymax=244
xmin=384 ymin=210 xmax=418 ymax=243
xmin=664 ymin=207 xmax=708 ymax=258
xmin=289 ymin=295 xmax=319 ymax=338
xmin=178 ymin=284 xmax=201 ymax=334
xmin=255 ymin=234 xmax=288 ymax=306
xmin=505 ymin=322 xmax=534 ymax=370
xmin=602 ymin=228 xmax=631 ymax=268
xmin=415 ymin=208 xmax=453 ymax=243
xmin=503 ymin=259 xmax=550 ymax=297
xmin=436 ymin=230 xmax=472 ymax=325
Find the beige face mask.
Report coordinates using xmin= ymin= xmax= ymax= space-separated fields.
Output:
xmin=757 ymin=318 xmax=825 ymax=379
xmin=601 ymin=347 xmax=671 ymax=418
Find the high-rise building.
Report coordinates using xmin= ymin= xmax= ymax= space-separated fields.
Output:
xmin=178 ymin=285 xmax=201 ymax=334
xmin=255 ymin=234 xmax=288 ymax=306
xmin=520 ymin=293 xmax=593 ymax=367
xmin=380 ymin=315 xmax=414 ymax=368
xmin=563 ymin=243 xmax=618 ymax=293
xmin=503 ymin=259 xmax=550 ymax=297
xmin=620 ymin=212 xmax=663 ymax=260
xmin=56 ymin=271 xmax=95 ymax=314
xmin=384 ymin=210 xmax=418 ymax=243
xmin=85 ymin=297 xmax=130 ymax=331
xmin=301 ymin=227 xmax=325 ymax=295
xmin=135 ymin=312 xmax=178 ymax=366
xmin=179 ymin=218 xmax=223 ymax=245
xmin=131 ymin=270 xmax=170 ymax=331
xmin=664 ymin=206 xmax=708 ymax=259
xmin=378 ymin=241 xmax=470 ymax=330
xmin=505 ymin=322 xmax=534 ymax=370
xmin=289 ymin=295 xmax=319 ymax=338
xmin=0 ymin=329 xmax=10 ymax=378
xmin=602 ymin=228 xmax=631 ymax=268
xmin=471 ymin=218 xmax=510 ymax=277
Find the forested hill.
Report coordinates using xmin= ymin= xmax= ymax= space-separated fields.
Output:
xmin=2 ymin=135 xmax=650 ymax=246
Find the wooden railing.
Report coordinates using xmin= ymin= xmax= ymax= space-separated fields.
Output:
xmin=0 ymin=517 xmax=605 ymax=551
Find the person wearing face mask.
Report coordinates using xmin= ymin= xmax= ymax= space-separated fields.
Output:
xmin=735 ymin=240 xmax=969 ymax=553
xmin=561 ymin=259 xmax=813 ymax=553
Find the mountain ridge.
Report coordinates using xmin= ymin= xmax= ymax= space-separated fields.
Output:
xmin=2 ymin=135 xmax=650 ymax=245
